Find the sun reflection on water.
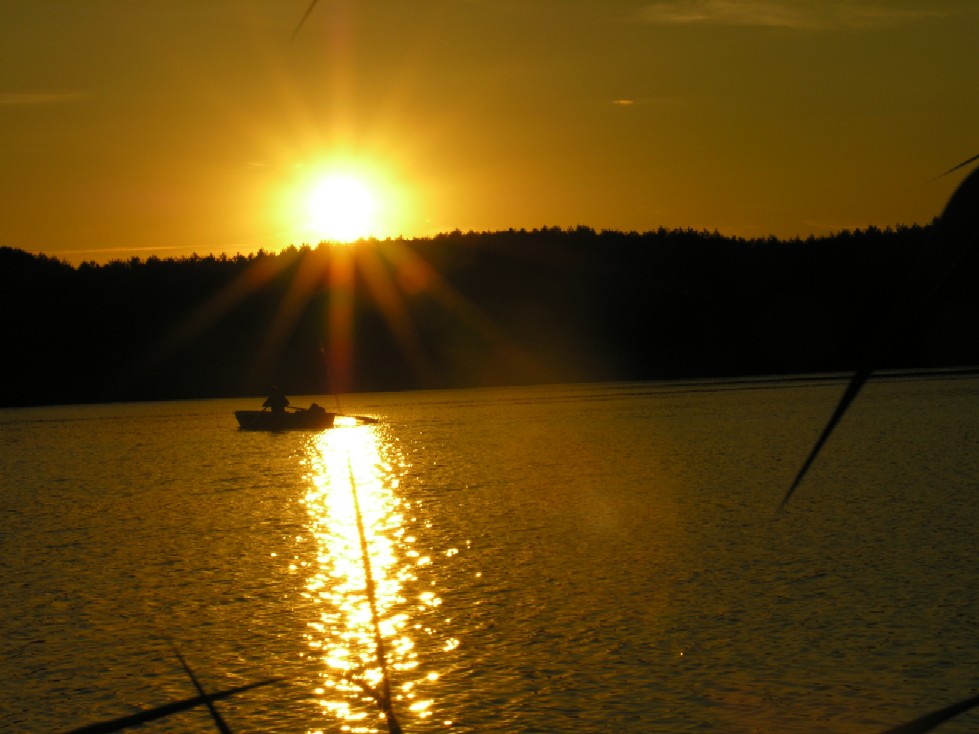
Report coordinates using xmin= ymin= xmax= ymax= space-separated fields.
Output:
xmin=301 ymin=423 xmax=437 ymax=732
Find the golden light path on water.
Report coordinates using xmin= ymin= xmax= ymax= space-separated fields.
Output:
xmin=300 ymin=419 xmax=448 ymax=733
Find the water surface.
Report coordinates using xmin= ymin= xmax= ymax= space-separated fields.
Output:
xmin=1 ymin=375 xmax=977 ymax=733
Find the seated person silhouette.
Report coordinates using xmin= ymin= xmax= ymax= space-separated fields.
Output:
xmin=263 ymin=386 xmax=290 ymax=414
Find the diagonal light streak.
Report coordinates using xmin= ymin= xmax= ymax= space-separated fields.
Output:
xmin=117 ymin=254 xmax=291 ymax=392
xmin=380 ymin=240 xmax=545 ymax=378
xmin=326 ymin=246 xmax=357 ymax=395
xmin=245 ymin=250 xmax=329 ymax=388
xmin=355 ymin=245 xmax=436 ymax=383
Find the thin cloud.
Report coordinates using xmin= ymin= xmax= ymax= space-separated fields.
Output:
xmin=638 ymin=1 xmax=958 ymax=30
xmin=607 ymin=95 xmax=682 ymax=108
xmin=0 ymin=91 xmax=86 ymax=106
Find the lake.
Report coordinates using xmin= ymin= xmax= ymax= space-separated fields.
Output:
xmin=1 ymin=374 xmax=977 ymax=733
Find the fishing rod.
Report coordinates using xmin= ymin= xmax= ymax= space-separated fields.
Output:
xmin=319 ymin=342 xmax=380 ymax=424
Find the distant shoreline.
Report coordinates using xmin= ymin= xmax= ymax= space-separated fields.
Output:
xmin=4 ymin=367 xmax=978 ymax=412
xmin=4 ymin=225 xmax=977 ymax=409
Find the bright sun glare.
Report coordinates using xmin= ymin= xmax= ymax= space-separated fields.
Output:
xmin=276 ymin=157 xmax=411 ymax=248
xmin=307 ymin=174 xmax=378 ymax=243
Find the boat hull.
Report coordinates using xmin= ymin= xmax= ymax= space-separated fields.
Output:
xmin=235 ymin=409 xmax=336 ymax=431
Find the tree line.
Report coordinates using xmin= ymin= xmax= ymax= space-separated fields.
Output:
xmin=1 ymin=222 xmax=976 ymax=407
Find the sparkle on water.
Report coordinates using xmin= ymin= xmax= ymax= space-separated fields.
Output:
xmin=301 ymin=423 xmax=437 ymax=732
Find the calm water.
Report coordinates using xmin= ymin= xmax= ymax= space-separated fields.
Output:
xmin=1 ymin=376 xmax=978 ymax=733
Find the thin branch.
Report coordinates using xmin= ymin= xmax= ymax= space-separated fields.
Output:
xmin=778 ymin=368 xmax=870 ymax=510
xmin=347 ymin=458 xmax=403 ymax=734
xmin=61 ymin=679 xmax=283 ymax=734
xmin=879 ymin=691 xmax=979 ymax=734
xmin=291 ymin=0 xmax=320 ymax=41
xmin=931 ymin=153 xmax=979 ymax=182
xmin=781 ymin=156 xmax=979 ymax=507
xmin=170 ymin=643 xmax=233 ymax=734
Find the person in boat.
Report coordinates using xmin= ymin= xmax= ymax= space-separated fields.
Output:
xmin=263 ymin=385 xmax=290 ymax=414
xmin=307 ymin=402 xmax=326 ymax=416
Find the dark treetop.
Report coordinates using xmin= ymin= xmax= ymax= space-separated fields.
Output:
xmin=2 ymin=223 xmax=976 ymax=407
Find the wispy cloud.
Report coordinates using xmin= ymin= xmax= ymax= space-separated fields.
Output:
xmin=638 ymin=0 xmax=959 ymax=30
xmin=0 ymin=91 xmax=86 ymax=106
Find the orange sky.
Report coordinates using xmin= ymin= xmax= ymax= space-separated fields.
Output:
xmin=2 ymin=0 xmax=977 ymax=264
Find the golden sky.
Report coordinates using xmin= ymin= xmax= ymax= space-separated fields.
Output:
xmin=2 ymin=0 xmax=977 ymax=264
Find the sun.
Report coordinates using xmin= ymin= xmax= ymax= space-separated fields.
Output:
xmin=274 ymin=156 xmax=413 ymax=247
xmin=307 ymin=174 xmax=379 ymax=243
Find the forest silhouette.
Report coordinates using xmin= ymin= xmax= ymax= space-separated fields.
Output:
xmin=2 ymin=223 xmax=977 ymax=408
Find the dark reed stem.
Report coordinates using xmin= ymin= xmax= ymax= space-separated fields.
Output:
xmin=778 ymin=368 xmax=871 ymax=510
xmin=878 ymin=690 xmax=979 ymax=734
xmin=347 ymin=457 xmax=404 ymax=734
xmin=61 ymin=678 xmax=282 ymax=734
xmin=291 ymin=0 xmax=320 ymax=41
xmin=933 ymin=152 xmax=979 ymax=181
xmin=170 ymin=643 xmax=233 ymax=734
xmin=780 ymin=156 xmax=979 ymax=508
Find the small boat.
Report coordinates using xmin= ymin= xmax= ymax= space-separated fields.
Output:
xmin=235 ymin=407 xmax=336 ymax=431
